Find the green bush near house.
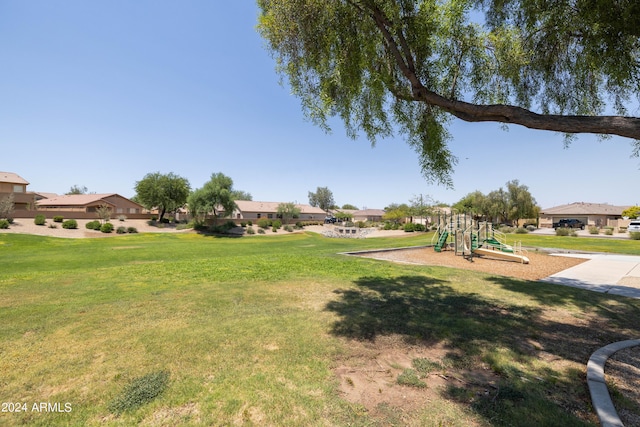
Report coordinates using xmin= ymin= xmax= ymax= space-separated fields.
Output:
xmin=404 ymin=223 xmax=415 ymax=232
xmin=53 ymin=216 xmax=64 ymax=223
xmin=515 ymin=227 xmax=528 ymax=234
xmin=86 ymin=220 xmax=102 ymax=230
xmin=0 ymin=219 xmax=9 ymax=229
xmin=257 ymin=218 xmax=271 ymax=229
xmin=630 ymin=232 xmax=640 ymax=240
xmin=100 ymin=223 xmax=114 ymax=233
xmin=116 ymin=226 xmax=127 ymax=234
xmin=588 ymin=226 xmax=599 ymax=234
xmin=555 ymin=228 xmax=570 ymax=236
xmin=62 ymin=219 xmax=78 ymax=229
xmin=127 ymin=227 xmax=138 ymax=234
xmin=34 ymin=214 xmax=46 ymax=225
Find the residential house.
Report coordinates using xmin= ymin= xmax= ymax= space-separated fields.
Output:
xmin=232 ymin=200 xmax=326 ymax=222
xmin=0 ymin=171 xmax=37 ymax=211
xmin=539 ymin=202 xmax=631 ymax=228
xmin=352 ymin=209 xmax=386 ymax=223
xmin=36 ymin=194 xmax=145 ymax=218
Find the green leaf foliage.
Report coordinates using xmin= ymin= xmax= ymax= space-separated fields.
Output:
xmin=258 ymin=0 xmax=640 ymax=184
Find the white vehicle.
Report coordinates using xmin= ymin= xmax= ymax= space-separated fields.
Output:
xmin=628 ymin=220 xmax=640 ymax=233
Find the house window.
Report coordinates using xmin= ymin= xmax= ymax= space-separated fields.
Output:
xmin=129 ymin=208 xmax=138 ymax=214
xmin=116 ymin=208 xmax=124 ymax=214
xmin=257 ymin=213 xmax=261 ymax=219
xmin=268 ymin=214 xmax=273 ymax=219
xmin=13 ymin=185 xmax=24 ymax=193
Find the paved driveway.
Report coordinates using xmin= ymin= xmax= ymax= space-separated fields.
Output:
xmin=542 ymin=254 xmax=640 ymax=299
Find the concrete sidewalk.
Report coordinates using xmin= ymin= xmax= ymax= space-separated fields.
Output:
xmin=541 ymin=254 xmax=640 ymax=299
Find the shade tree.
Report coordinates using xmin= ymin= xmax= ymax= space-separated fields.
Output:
xmin=134 ymin=172 xmax=191 ymax=222
xmin=258 ymin=1 xmax=640 ymax=185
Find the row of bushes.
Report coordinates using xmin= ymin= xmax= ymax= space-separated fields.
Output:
xmin=34 ymin=215 xmax=79 ymax=229
xmin=86 ymin=220 xmax=137 ymax=234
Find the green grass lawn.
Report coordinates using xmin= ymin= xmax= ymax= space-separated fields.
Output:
xmin=0 ymin=231 xmax=639 ymax=426
xmin=514 ymin=232 xmax=640 ymax=255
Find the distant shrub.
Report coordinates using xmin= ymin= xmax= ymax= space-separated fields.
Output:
xmin=240 ymin=221 xmax=247 ymax=227
xmin=0 ymin=219 xmax=9 ymax=229
xmin=62 ymin=219 xmax=78 ymax=229
xmin=499 ymin=226 xmax=514 ymax=233
xmin=257 ymin=218 xmax=271 ymax=229
xmin=555 ymin=228 xmax=570 ymax=236
xmin=86 ymin=220 xmax=101 ymax=230
xmin=526 ymin=225 xmax=536 ymax=232
xmin=272 ymin=219 xmax=282 ymax=229
xmin=246 ymin=226 xmax=255 ymax=235
xmin=258 ymin=228 xmax=265 ymax=234
xmin=34 ymin=214 xmax=46 ymax=226
xmin=48 ymin=223 xmax=57 ymax=229
xmin=53 ymin=216 xmax=64 ymax=223
xmin=357 ymin=221 xmax=367 ymax=228
xmin=604 ymin=228 xmax=614 ymax=235
xmin=247 ymin=220 xmax=252 ymax=226
xmin=284 ymin=225 xmax=294 ymax=232
xmin=588 ymin=226 xmax=599 ymax=234
xmin=116 ymin=226 xmax=127 ymax=234
xmin=414 ymin=223 xmax=426 ymax=232
xmin=514 ymin=227 xmax=528 ymax=234
xmin=127 ymin=227 xmax=138 ymax=233
xmin=404 ymin=223 xmax=415 ymax=232
xmin=271 ymin=226 xmax=279 ymax=233
xmin=101 ymin=223 xmax=114 ymax=233
xmin=630 ymin=232 xmax=640 ymax=240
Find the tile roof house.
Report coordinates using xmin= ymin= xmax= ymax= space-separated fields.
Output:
xmin=37 ymin=193 xmax=145 ymax=216
xmin=232 ymin=200 xmax=327 ymax=222
xmin=0 ymin=171 xmax=37 ymax=211
xmin=352 ymin=209 xmax=386 ymax=222
xmin=539 ymin=202 xmax=631 ymax=228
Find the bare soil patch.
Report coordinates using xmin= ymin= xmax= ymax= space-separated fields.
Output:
xmin=355 ymin=246 xmax=587 ymax=281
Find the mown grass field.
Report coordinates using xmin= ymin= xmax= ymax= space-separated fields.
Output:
xmin=1 ymin=231 xmax=639 ymax=426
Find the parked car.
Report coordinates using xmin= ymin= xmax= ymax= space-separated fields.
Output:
xmin=628 ymin=220 xmax=640 ymax=233
xmin=324 ymin=215 xmax=337 ymax=224
xmin=553 ymin=219 xmax=585 ymax=230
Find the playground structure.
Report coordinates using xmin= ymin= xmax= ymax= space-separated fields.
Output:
xmin=431 ymin=212 xmax=530 ymax=264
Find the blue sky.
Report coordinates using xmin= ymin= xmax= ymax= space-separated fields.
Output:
xmin=1 ymin=1 xmax=638 ymax=210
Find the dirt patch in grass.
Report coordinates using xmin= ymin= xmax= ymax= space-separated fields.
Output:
xmin=353 ymin=247 xmax=587 ymax=281
xmin=335 ymin=335 xmax=494 ymax=425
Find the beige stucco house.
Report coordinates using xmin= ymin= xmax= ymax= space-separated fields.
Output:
xmin=0 ymin=171 xmax=38 ymax=211
xmin=37 ymin=194 xmax=145 ymax=217
xmin=539 ymin=202 xmax=631 ymax=228
xmin=232 ymin=200 xmax=326 ymax=222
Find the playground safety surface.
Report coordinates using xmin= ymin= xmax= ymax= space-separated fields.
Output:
xmin=355 ymin=247 xmax=587 ymax=281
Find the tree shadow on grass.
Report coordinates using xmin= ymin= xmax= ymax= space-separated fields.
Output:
xmin=324 ymin=274 xmax=633 ymax=425
xmin=326 ymin=275 xmax=538 ymax=350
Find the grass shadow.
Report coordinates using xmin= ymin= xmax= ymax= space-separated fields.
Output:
xmin=324 ymin=273 xmax=634 ymax=425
